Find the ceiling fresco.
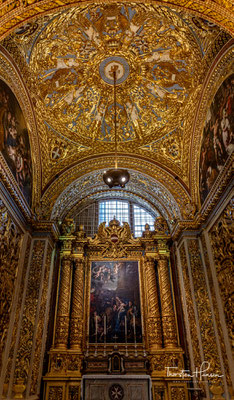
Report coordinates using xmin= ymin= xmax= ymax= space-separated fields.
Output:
xmin=0 ymin=1 xmax=232 ymax=221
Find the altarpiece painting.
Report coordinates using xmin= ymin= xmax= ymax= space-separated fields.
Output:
xmin=89 ymin=261 xmax=142 ymax=344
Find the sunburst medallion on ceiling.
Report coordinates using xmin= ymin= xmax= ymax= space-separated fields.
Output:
xmin=29 ymin=3 xmax=201 ymax=149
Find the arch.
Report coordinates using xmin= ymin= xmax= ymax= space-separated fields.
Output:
xmin=0 ymin=46 xmax=41 ymax=215
xmin=0 ymin=0 xmax=233 ymax=41
xmin=191 ymin=40 xmax=233 ymax=209
xmin=42 ymin=156 xmax=189 ymax=222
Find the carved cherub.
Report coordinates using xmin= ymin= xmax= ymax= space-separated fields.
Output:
xmin=154 ymin=216 xmax=169 ymax=235
xmin=61 ymin=218 xmax=75 ymax=235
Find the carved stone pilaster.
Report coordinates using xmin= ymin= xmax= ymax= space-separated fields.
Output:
xmin=70 ymin=258 xmax=84 ymax=351
xmin=55 ymin=256 xmax=72 ymax=349
xmin=157 ymin=255 xmax=178 ymax=348
xmin=144 ymin=257 xmax=162 ymax=350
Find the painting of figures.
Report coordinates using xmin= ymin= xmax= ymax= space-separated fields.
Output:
xmin=199 ymin=74 xmax=234 ymax=204
xmin=0 ymin=79 xmax=32 ymax=205
xmin=89 ymin=261 xmax=142 ymax=344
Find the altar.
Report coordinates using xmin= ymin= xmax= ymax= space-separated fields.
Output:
xmin=82 ymin=375 xmax=152 ymax=400
xmin=43 ymin=218 xmax=189 ymax=400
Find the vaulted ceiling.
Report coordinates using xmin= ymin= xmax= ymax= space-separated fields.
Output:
xmin=1 ymin=1 xmax=233 ymax=224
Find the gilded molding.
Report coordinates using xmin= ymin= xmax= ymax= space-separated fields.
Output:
xmin=0 ymin=0 xmax=233 ymax=42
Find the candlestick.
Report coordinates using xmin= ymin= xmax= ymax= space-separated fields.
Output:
xmin=95 ymin=315 xmax=98 ymax=336
xmin=125 ymin=316 xmax=127 ymax=340
xmin=133 ymin=314 xmax=136 ymax=336
xmin=104 ymin=315 xmax=106 ymax=336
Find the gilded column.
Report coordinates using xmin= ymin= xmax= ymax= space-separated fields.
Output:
xmin=144 ymin=256 xmax=162 ymax=350
xmin=157 ymin=254 xmax=178 ymax=348
xmin=54 ymin=255 xmax=72 ymax=349
xmin=70 ymin=258 xmax=84 ymax=350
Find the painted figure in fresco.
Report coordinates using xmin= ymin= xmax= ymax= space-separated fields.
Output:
xmin=199 ymin=74 xmax=234 ymax=204
xmin=0 ymin=80 xmax=32 ymax=205
xmin=89 ymin=261 xmax=142 ymax=343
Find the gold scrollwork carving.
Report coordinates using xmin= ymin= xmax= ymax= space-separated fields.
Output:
xmin=179 ymin=244 xmax=202 ymax=370
xmin=188 ymin=239 xmax=223 ymax=388
xmin=201 ymin=234 xmax=231 ymax=387
xmin=90 ymin=217 xmax=138 ymax=258
xmin=13 ymin=240 xmax=45 ymax=385
xmin=48 ymin=386 xmax=63 ymax=400
xmin=0 ymin=199 xmax=23 ymax=372
xmin=170 ymin=386 xmax=186 ymax=400
xmin=209 ymin=199 xmax=234 ymax=353
xmin=30 ymin=245 xmax=53 ymax=396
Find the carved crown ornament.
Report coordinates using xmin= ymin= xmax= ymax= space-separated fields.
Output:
xmin=59 ymin=216 xmax=171 ymax=258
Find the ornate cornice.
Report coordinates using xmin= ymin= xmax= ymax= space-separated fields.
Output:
xmin=0 ymin=154 xmax=32 ymax=221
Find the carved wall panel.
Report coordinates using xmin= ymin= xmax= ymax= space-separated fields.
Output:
xmin=187 ymin=239 xmax=224 ymax=389
xmin=0 ymin=198 xmax=23 ymax=373
xmin=201 ymin=234 xmax=232 ymax=388
xmin=29 ymin=244 xmax=53 ymax=396
xmin=13 ymin=240 xmax=45 ymax=389
xmin=209 ymin=198 xmax=234 ymax=353
xmin=178 ymin=244 xmax=201 ymax=369
xmin=2 ymin=233 xmax=31 ymax=396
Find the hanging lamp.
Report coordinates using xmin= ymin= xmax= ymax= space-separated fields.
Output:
xmin=103 ymin=68 xmax=130 ymax=188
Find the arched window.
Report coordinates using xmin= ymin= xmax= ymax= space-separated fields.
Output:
xmin=75 ymin=199 xmax=158 ymax=238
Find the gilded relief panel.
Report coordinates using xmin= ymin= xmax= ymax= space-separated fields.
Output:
xmin=29 ymin=244 xmax=53 ymax=396
xmin=179 ymin=244 xmax=201 ymax=369
xmin=187 ymin=239 xmax=223 ymax=388
xmin=0 ymin=199 xmax=23 ymax=373
xmin=13 ymin=240 xmax=45 ymax=389
xmin=209 ymin=198 xmax=234 ymax=351
xmin=201 ymin=234 xmax=231 ymax=387
xmin=3 ymin=235 xmax=31 ymax=391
